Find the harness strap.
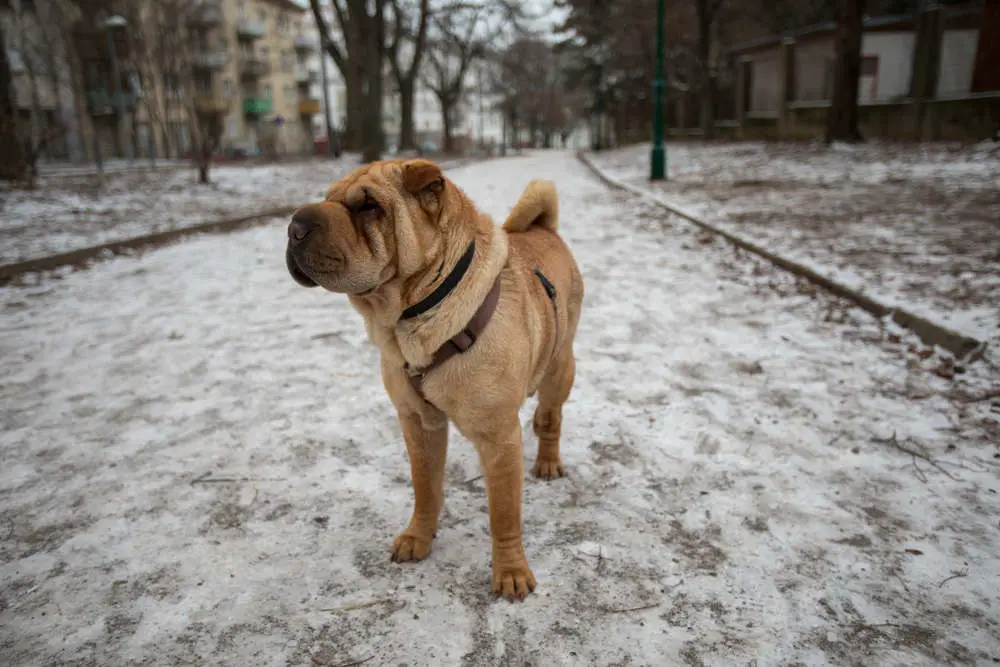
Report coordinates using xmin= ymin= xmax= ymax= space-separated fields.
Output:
xmin=404 ymin=275 xmax=502 ymax=400
xmin=534 ymin=267 xmax=559 ymax=361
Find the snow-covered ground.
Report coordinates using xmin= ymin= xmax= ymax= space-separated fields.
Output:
xmin=0 ymin=157 xmax=362 ymax=265
xmin=590 ymin=141 xmax=1000 ymax=345
xmin=1 ymin=151 xmax=998 ymax=666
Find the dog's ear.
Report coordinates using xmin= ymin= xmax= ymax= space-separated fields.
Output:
xmin=402 ymin=160 xmax=444 ymax=196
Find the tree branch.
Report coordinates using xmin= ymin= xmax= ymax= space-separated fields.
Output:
xmin=309 ymin=0 xmax=346 ymax=71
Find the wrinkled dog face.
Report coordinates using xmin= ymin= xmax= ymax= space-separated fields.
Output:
xmin=286 ymin=159 xmax=446 ymax=294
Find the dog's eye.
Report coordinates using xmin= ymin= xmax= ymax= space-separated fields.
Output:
xmin=356 ymin=199 xmax=382 ymax=216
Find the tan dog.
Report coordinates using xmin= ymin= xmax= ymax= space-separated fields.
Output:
xmin=285 ymin=159 xmax=583 ymax=600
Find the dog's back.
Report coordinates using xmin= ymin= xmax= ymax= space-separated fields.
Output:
xmin=502 ymin=180 xmax=584 ymax=374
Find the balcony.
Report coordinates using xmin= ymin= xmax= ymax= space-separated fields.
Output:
xmin=194 ymin=94 xmax=231 ymax=115
xmin=237 ymin=19 xmax=266 ymax=39
xmin=243 ymin=97 xmax=273 ymax=115
xmin=191 ymin=51 xmax=230 ymax=70
xmin=239 ymin=55 xmax=271 ymax=78
xmin=295 ymin=65 xmax=319 ymax=84
xmin=298 ymin=99 xmax=321 ymax=116
xmin=293 ymin=35 xmax=316 ymax=52
xmin=188 ymin=1 xmax=223 ymax=27
xmin=86 ymin=89 xmax=137 ymax=116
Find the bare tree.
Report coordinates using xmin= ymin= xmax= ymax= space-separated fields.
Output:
xmin=825 ymin=0 xmax=867 ymax=143
xmin=125 ymin=0 xmax=227 ymax=182
xmin=6 ymin=0 xmax=70 ymax=187
xmin=309 ymin=0 xmax=359 ymax=149
xmin=309 ymin=0 xmax=387 ymax=161
xmin=0 ymin=27 xmax=25 ymax=183
xmin=385 ymin=0 xmax=430 ymax=151
xmin=422 ymin=21 xmax=482 ymax=153
xmin=422 ymin=1 xmax=527 ymax=154
xmin=694 ymin=0 xmax=725 ymax=138
xmin=124 ymin=1 xmax=171 ymax=160
xmin=494 ymin=38 xmax=577 ymax=149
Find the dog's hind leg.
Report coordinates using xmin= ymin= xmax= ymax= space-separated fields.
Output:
xmin=531 ymin=344 xmax=575 ymax=479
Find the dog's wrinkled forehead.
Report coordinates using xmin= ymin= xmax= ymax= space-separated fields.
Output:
xmin=324 ymin=161 xmax=405 ymax=207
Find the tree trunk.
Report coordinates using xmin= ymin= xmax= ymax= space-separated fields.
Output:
xmin=358 ymin=0 xmax=384 ymax=163
xmin=698 ymin=14 xmax=715 ymax=139
xmin=440 ymin=99 xmax=453 ymax=154
xmin=198 ymin=161 xmax=209 ymax=184
xmin=0 ymin=29 xmax=24 ymax=181
xmin=344 ymin=59 xmax=364 ymax=151
xmin=826 ymin=0 xmax=867 ymax=144
xmin=398 ymin=78 xmax=416 ymax=150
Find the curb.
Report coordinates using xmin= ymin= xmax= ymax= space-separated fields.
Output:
xmin=576 ymin=150 xmax=985 ymax=361
xmin=0 ymin=157 xmax=481 ymax=287
xmin=0 ymin=207 xmax=297 ymax=286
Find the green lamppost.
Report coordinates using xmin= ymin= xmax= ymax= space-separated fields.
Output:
xmin=650 ymin=0 xmax=666 ymax=180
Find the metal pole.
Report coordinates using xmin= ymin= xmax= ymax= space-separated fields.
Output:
xmin=650 ymin=0 xmax=666 ymax=180
xmin=318 ymin=37 xmax=338 ymax=158
xmin=106 ymin=24 xmax=132 ymax=164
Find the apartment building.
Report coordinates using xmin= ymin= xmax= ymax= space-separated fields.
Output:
xmin=166 ymin=0 xmax=317 ymax=158
xmin=1 ymin=0 xmax=79 ymax=160
xmin=67 ymin=0 xmax=317 ymax=161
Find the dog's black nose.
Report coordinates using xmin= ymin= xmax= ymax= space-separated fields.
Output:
xmin=288 ymin=213 xmax=318 ymax=242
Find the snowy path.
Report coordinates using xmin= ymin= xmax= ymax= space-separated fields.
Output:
xmin=1 ymin=151 xmax=998 ymax=666
xmin=591 ymin=141 xmax=1000 ymax=345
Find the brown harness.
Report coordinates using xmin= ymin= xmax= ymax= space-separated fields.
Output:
xmin=403 ymin=276 xmax=502 ymax=399
xmin=398 ymin=240 xmax=558 ymax=404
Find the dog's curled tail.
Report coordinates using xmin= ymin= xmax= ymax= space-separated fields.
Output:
xmin=502 ymin=179 xmax=558 ymax=233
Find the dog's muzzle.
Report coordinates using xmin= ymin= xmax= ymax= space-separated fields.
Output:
xmin=286 ymin=213 xmax=320 ymax=288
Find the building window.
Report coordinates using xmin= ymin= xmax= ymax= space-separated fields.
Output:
xmin=264 ymin=84 xmax=272 ymax=99
xmin=860 ymin=55 xmax=878 ymax=77
xmin=7 ymin=49 xmax=24 ymax=74
xmin=223 ymin=79 xmax=231 ymax=98
xmin=195 ymin=75 xmax=212 ymax=94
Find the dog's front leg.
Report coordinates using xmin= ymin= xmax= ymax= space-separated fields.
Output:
xmin=390 ymin=409 xmax=448 ymax=562
xmin=474 ymin=417 xmax=536 ymax=600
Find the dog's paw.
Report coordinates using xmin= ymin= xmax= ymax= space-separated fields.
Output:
xmin=532 ymin=457 xmax=565 ymax=479
xmin=390 ymin=533 xmax=432 ymax=562
xmin=492 ymin=560 xmax=537 ymax=601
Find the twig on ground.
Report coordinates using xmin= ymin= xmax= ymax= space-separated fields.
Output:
xmin=319 ymin=599 xmax=393 ymax=613
xmin=602 ymin=602 xmax=660 ymax=614
xmin=962 ymin=341 xmax=988 ymax=365
xmin=576 ymin=545 xmax=606 ymax=572
xmin=937 ymin=570 xmax=969 ymax=589
xmin=839 ymin=621 xmax=905 ymax=631
xmin=871 ymin=431 xmax=957 ymax=482
xmin=312 ymin=656 xmax=373 ymax=667
xmin=463 ymin=475 xmax=483 ymax=485
xmin=190 ymin=473 xmax=286 ymax=485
